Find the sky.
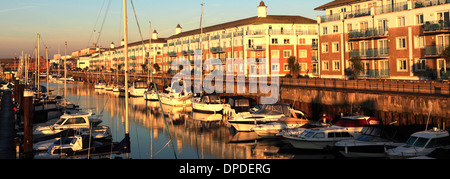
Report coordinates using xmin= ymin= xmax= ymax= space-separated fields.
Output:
xmin=0 ymin=0 xmax=329 ymax=58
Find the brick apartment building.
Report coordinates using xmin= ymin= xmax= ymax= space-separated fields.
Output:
xmin=316 ymin=0 xmax=450 ymax=80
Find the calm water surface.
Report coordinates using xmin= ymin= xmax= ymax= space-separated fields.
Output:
xmin=47 ymin=82 xmax=339 ymax=159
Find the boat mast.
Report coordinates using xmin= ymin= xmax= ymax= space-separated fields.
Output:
xmin=37 ymin=33 xmax=40 ymax=99
xmin=64 ymin=41 xmax=67 ymax=99
xmin=123 ymin=0 xmax=130 ymax=158
xmin=148 ymin=21 xmax=151 ymax=85
xmin=46 ymin=47 xmax=49 ymax=98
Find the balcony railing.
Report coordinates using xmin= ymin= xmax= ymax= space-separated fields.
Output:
xmin=413 ymin=0 xmax=450 ymax=8
xmin=349 ymin=28 xmax=388 ymax=39
xmin=350 ymin=48 xmax=389 ymax=58
xmin=210 ymin=46 xmax=226 ymax=53
xmin=424 ymin=20 xmax=450 ymax=32
xmin=425 ymin=45 xmax=449 ymax=56
xmin=167 ymin=52 xmax=177 ymax=57
xmin=359 ymin=69 xmax=390 ymax=78
xmin=247 ymin=44 xmax=266 ymax=51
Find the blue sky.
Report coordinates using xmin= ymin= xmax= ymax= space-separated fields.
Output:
xmin=0 ymin=0 xmax=329 ymax=58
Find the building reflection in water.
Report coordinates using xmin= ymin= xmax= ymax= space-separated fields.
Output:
xmin=49 ymin=82 xmax=300 ymax=159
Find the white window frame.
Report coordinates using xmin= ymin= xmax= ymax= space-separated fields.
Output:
xmin=396 ymin=37 xmax=407 ymax=49
xmin=322 ymin=61 xmax=329 ymax=71
xmin=397 ymin=58 xmax=408 ymax=71
xmin=332 ymin=60 xmax=340 ymax=71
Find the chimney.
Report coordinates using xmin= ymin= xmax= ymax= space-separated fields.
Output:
xmin=121 ymin=38 xmax=125 ymax=46
xmin=152 ymin=30 xmax=158 ymax=40
xmin=176 ymin=24 xmax=182 ymax=35
xmin=257 ymin=1 xmax=267 ymax=18
xmin=110 ymin=42 xmax=115 ymax=49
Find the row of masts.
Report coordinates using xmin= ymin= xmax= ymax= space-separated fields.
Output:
xmin=17 ymin=0 xmax=205 ymax=159
xmin=17 ymin=34 xmax=68 ymax=101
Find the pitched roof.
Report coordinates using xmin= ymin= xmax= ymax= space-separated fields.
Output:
xmin=314 ymin=0 xmax=371 ymax=10
xmin=168 ymin=15 xmax=316 ymax=39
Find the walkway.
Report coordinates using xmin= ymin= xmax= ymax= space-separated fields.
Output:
xmin=0 ymin=90 xmax=16 ymax=159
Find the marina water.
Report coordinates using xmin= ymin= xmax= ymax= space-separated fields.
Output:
xmin=48 ymin=82 xmax=337 ymax=159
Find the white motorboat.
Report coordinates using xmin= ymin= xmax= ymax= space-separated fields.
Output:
xmin=227 ymin=103 xmax=291 ymax=132
xmin=113 ymin=85 xmax=124 ymax=92
xmin=386 ymin=128 xmax=450 ymax=159
xmin=129 ymin=80 xmax=147 ymax=97
xmin=34 ymin=135 xmax=104 ymax=159
xmin=33 ymin=126 xmax=112 ymax=151
xmin=31 ymin=112 xmax=102 ymax=137
xmin=144 ymin=84 xmax=159 ymax=101
xmin=334 ymin=125 xmax=403 ymax=158
xmin=105 ymin=84 xmax=114 ymax=91
xmin=94 ymin=82 xmax=106 ymax=89
xmin=58 ymin=77 xmax=74 ymax=82
xmin=191 ymin=93 xmax=223 ymax=114
xmin=222 ymin=96 xmax=257 ymax=120
xmin=284 ymin=126 xmax=354 ymax=150
xmin=159 ymin=80 xmax=192 ymax=106
xmin=252 ymin=110 xmax=310 ymax=138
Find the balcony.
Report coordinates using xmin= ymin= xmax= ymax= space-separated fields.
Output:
xmin=424 ymin=20 xmax=450 ymax=34
xmin=350 ymin=48 xmax=389 ymax=58
xmin=349 ymin=28 xmax=388 ymax=40
xmin=247 ymin=44 xmax=266 ymax=51
xmin=210 ymin=46 xmax=226 ymax=54
xmin=167 ymin=52 xmax=177 ymax=57
xmin=359 ymin=69 xmax=390 ymax=78
xmin=425 ymin=45 xmax=449 ymax=57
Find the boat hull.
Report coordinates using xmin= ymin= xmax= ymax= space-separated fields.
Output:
xmin=160 ymin=93 xmax=192 ymax=106
xmin=285 ymin=137 xmax=336 ymax=150
xmin=192 ymin=102 xmax=223 ymax=114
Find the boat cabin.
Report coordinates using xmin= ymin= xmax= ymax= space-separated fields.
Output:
xmin=224 ymin=96 xmax=257 ymax=114
xmin=404 ymin=129 xmax=450 ymax=149
xmin=133 ymin=81 xmax=147 ymax=89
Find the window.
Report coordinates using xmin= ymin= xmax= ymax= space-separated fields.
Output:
xmin=299 ymin=63 xmax=307 ymax=71
xmin=321 ymin=43 xmax=329 ymax=53
xmin=414 ymin=36 xmax=425 ymax=49
xmin=340 ymin=8 xmax=346 ymax=12
xmin=284 ymin=39 xmax=290 ymax=44
xmin=298 ymin=50 xmax=307 ymax=58
xmin=271 ymin=64 xmax=279 ymax=71
xmin=333 ymin=60 xmax=340 ymax=71
xmin=397 ymin=16 xmax=405 ymax=27
xmin=322 ymin=61 xmax=329 ymax=71
xmin=313 ymin=132 xmax=325 ymax=138
xmin=323 ymin=26 xmax=328 ymax=35
xmin=283 ymin=50 xmax=291 ymax=58
xmin=271 ymin=38 xmax=278 ymax=44
xmin=347 ymin=23 xmax=352 ymax=33
xmin=415 ymin=58 xmax=426 ymax=71
xmin=397 ymin=37 xmax=406 ymax=49
xmin=271 ymin=50 xmax=279 ymax=58
xmin=397 ymin=59 xmax=408 ymax=71
xmin=333 ymin=25 xmax=338 ymax=33
xmin=347 ymin=42 xmax=353 ymax=52
xmin=283 ymin=63 xmax=289 ymax=71
xmin=416 ymin=14 xmax=424 ymax=25
xmin=299 ymin=38 xmax=306 ymax=45
xmin=332 ymin=42 xmax=339 ymax=53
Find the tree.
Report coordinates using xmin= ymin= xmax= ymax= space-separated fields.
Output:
xmin=153 ymin=63 xmax=160 ymax=72
xmin=442 ymin=46 xmax=450 ymax=61
xmin=287 ymin=56 xmax=300 ymax=77
xmin=141 ymin=63 xmax=148 ymax=74
xmin=349 ymin=56 xmax=364 ymax=79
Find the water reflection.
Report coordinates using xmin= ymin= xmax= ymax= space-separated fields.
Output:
xmin=48 ymin=82 xmax=340 ymax=159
